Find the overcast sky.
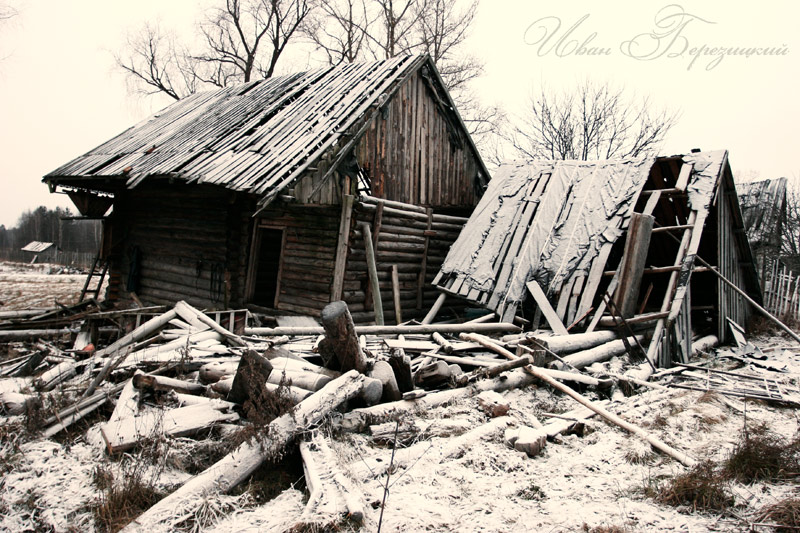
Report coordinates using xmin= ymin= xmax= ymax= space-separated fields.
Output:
xmin=0 ymin=0 xmax=797 ymax=228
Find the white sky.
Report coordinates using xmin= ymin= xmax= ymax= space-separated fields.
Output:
xmin=0 ymin=0 xmax=797 ymax=228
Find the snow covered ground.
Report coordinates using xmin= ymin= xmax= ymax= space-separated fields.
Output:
xmin=0 ymin=262 xmax=798 ymax=532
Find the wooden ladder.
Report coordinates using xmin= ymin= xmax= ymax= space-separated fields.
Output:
xmin=80 ymin=256 xmax=109 ymax=302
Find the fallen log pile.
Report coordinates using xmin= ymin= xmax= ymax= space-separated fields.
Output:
xmin=1 ymin=298 xmax=797 ymax=531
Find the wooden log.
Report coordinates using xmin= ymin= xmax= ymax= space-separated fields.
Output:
xmin=265 ymin=382 xmax=313 ymax=403
xmin=84 ymin=307 xmax=180 ymax=397
xmin=691 ymin=335 xmax=718 ymax=356
xmin=174 ymin=301 xmax=246 ymax=347
xmin=35 ymin=360 xmax=78 ymax=391
xmin=431 ymin=332 xmax=454 ymax=353
xmin=338 ymin=368 xmax=537 ymax=432
xmin=351 ymin=416 xmax=513 ymax=480
xmin=268 ymin=357 xmax=341 ymax=380
xmin=0 ymin=391 xmax=38 ymax=416
xmin=524 ymin=365 xmax=696 ymax=467
xmin=387 ymin=348 xmax=414 ymax=393
xmin=300 ymin=433 xmax=365 ymax=523
xmin=359 ymin=223 xmax=384 ymax=325
xmin=318 ymin=301 xmax=368 ymax=373
xmin=370 ymin=360 xmax=401 ymax=401
xmin=120 ymin=371 xmax=366 ymax=532
xmin=391 ymin=264 xmax=403 ymax=324
xmin=108 ymin=373 xmax=142 ymax=423
xmin=246 ymin=322 xmax=521 ymax=337
xmin=477 ymin=390 xmax=510 ymax=417
xmin=268 ymin=369 xmax=332 ymax=391
xmin=0 ymin=328 xmax=76 ymax=341
xmin=550 ymin=335 xmax=647 ymax=371
xmin=597 ymin=311 xmax=669 ymax=328
xmin=100 ymin=402 xmax=239 ymax=454
xmin=227 ymin=350 xmax=274 ymax=404
xmin=421 ymin=292 xmax=447 ymax=324
xmin=520 ymin=330 xmax=619 ymax=354
xmin=133 ymin=373 xmax=208 ymax=395
xmin=199 ymin=361 xmax=240 ymax=384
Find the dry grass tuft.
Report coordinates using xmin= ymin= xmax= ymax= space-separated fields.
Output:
xmin=91 ymin=461 xmax=166 ymax=533
xmin=581 ymin=524 xmax=630 ymax=533
xmin=756 ymin=497 xmax=800 ymax=532
xmin=655 ymin=460 xmax=734 ymax=511
xmin=723 ymin=424 xmax=800 ymax=482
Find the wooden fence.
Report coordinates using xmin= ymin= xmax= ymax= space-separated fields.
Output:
xmin=0 ymin=248 xmax=96 ymax=269
xmin=762 ymin=261 xmax=800 ymax=321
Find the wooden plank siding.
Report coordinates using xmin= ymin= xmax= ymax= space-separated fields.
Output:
xmin=354 ymin=70 xmax=480 ymax=209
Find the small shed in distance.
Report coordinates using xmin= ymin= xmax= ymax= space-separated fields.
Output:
xmin=21 ymin=241 xmax=57 ymax=264
xmin=43 ymin=55 xmax=488 ymax=323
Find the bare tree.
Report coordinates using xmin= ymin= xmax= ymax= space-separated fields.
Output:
xmin=304 ymin=0 xmax=372 ymax=64
xmin=116 ymin=0 xmax=313 ymax=100
xmin=782 ymin=175 xmax=800 ymax=265
xmin=499 ymin=81 xmax=679 ymax=162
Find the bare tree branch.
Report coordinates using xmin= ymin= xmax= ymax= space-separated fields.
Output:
xmin=499 ymin=81 xmax=679 ymax=162
xmin=115 ymin=0 xmax=311 ymax=99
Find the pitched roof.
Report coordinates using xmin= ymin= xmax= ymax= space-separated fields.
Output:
xmin=45 ymin=55 xmax=482 ymax=206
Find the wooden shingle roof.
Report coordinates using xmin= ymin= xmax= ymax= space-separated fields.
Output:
xmin=46 ymin=55 xmax=472 ymax=206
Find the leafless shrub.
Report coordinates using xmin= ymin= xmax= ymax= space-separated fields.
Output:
xmin=723 ymin=424 xmax=800 ymax=482
xmin=756 ymin=497 xmax=800 ymax=532
xmin=655 ymin=460 xmax=734 ymax=511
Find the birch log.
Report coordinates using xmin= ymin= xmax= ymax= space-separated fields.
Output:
xmin=120 ymin=370 xmax=365 ymax=533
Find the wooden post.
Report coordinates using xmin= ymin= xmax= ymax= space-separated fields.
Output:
xmin=391 ymin=264 xmax=403 ymax=324
xmin=360 ymin=222 xmax=384 ymax=326
xmin=614 ymin=213 xmax=654 ymax=317
xmin=421 ymin=292 xmax=446 ymax=324
xmin=417 ymin=207 xmax=433 ymax=309
xmin=331 ymin=195 xmax=355 ymax=302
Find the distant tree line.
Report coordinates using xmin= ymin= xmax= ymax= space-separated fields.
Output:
xmin=0 ymin=206 xmax=102 ymax=259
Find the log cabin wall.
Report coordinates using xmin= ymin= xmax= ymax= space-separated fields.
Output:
xmin=344 ymin=196 xmax=468 ymax=324
xmin=355 ymin=70 xmax=481 ymax=209
xmin=109 ymin=182 xmax=242 ymax=309
xmin=246 ymin=204 xmax=342 ymax=316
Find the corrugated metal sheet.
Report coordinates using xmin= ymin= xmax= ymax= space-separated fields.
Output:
xmin=434 ymin=158 xmax=653 ymax=322
xmin=21 ymin=241 xmax=54 ymax=253
xmin=44 ymin=56 xmax=427 ymax=204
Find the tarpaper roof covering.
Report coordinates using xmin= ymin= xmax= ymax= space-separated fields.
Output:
xmin=434 ymin=158 xmax=654 ymax=322
xmin=21 ymin=241 xmax=54 ymax=253
xmin=45 ymin=55 xmax=477 ymax=206
xmin=738 ymin=177 xmax=787 ymax=250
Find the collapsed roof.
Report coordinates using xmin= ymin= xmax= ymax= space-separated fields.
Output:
xmin=435 ymin=150 xmax=761 ymax=364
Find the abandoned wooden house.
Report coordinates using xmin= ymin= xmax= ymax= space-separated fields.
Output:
xmin=43 ymin=55 xmax=488 ymax=322
xmin=434 ymin=150 xmax=762 ymax=366
xmin=738 ymin=177 xmax=788 ymax=281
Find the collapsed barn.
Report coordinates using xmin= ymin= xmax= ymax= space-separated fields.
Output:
xmin=43 ymin=55 xmax=487 ymax=323
xmin=434 ymin=150 xmax=763 ymax=367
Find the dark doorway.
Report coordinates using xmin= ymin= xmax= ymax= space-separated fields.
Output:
xmin=252 ymin=228 xmax=284 ymax=307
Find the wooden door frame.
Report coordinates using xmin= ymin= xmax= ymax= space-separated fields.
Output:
xmin=245 ymin=222 xmax=286 ymax=308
